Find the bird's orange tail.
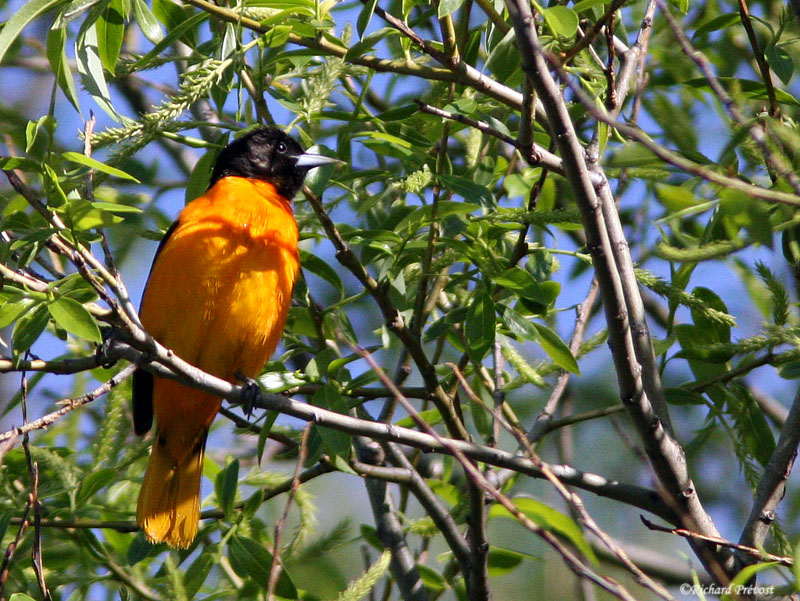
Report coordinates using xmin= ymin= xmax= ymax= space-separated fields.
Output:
xmin=136 ymin=429 xmax=207 ymax=549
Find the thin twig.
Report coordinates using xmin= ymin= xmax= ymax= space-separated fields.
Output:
xmin=641 ymin=517 xmax=792 ymax=568
xmin=736 ymin=0 xmax=779 ymax=117
xmin=414 ymin=100 xmax=565 ymax=174
xmin=268 ymin=426 xmax=311 ymax=601
xmin=118 ymin=336 xmax=676 ymax=521
xmin=0 ymin=364 xmax=136 ymax=443
xmin=19 ymin=366 xmax=52 ymax=601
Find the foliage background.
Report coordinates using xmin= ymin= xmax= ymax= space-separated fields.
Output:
xmin=1 ymin=0 xmax=800 ymax=599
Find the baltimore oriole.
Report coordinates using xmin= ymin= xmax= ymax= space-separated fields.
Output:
xmin=132 ymin=127 xmax=338 ymax=548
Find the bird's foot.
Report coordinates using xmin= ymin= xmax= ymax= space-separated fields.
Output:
xmin=235 ymin=372 xmax=262 ymax=418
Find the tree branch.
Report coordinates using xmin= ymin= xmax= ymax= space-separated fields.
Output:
xmin=356 ymin=439 xmax=428 ymax=601
xmin=739 ymin=388 xmax=800 ymax=554
xmin=502 ymin=0 xmax=732 ymax=582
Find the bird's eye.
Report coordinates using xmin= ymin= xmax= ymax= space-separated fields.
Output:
xmin=276 ymin=142 xmax=288 ymax=153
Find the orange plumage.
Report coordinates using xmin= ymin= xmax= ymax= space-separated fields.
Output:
xmin=133 ymin=128 xmax=337 ymax=548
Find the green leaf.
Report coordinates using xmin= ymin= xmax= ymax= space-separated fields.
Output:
xmin=0 ymin=156 xmax=42 ymax=173
xmin=692 ymin=13 xmax=740 ymax=38
xmin=674 ymin=324 xmax=728 ymax=382
xmin=684 ymin=77 xmax=800 ymax=108
xmin=488 ymin=546 xmax=537 ymax=576
xmin=184 ymin=552 xmax=213 ymax=598
xmin=360 ymin=524 xmax=382 ymax=550
xmin=128 ymin=11 xmax=206 ymax=71
xmin=779 ymin=360 xmax=800 ymax=380
xmin=76 ymin=467 xmax=116 ymax=503
xmin=465 ymin=289 xmax=496 ymax=361
xmin=47 ymin=297 xmax=102 ymax=342
xmin=438 ymin=174 xmax=494 ymax=206
xmin=46 ymin=26 xmax=81 ymax=113
xmin=606 ymin=143 xmax=661 ymax=168
xmin=493 ymin=268 xmax=559 ymax=306
xmin=62 ymin=199 xmax=123 ymax=230
xmin=356 ymin=130 xmax=415 ymax=160
xmin=300 ymin=250 xmax=344 ymax=296
xmin=489 ymin=497 xmax=596 ymax=564
xmin=721 ymin=562 xmax=779 ymax=601
xmin=766 ymin=45 xmax=793 ymax=86
xmin=666 ymin=0 xmax=688 ymax=13
xmin=12 ymin=304 xmax=50 ymax=353
xmin=664 ymin=388 xmax=708 ymax=406
xmin=61 ymin=151 xmax=140 ymax=182
xmin=416 ymin=564 xmax=446 ymax=593
xmin=152 ymin=0 xmax=195 ymax=45
xmin=257 ymin=410 xmax=279 ymax=465
xmin=132 ymin=0 xmax=163 ymax=43
xmin=228 ymin=535 xmax=298 ymax=598
xmin=532 ymin=323 xmax=579 ymax=375
xmin=356 ymin=0 xmax=378 ymax=37
xmin=0 ymin=0 xmax=67 ymax=66
xmin=541 ymin=6 xmax=579 ymax=41
xmin=393 ymin=408 xmax=442 ymax=429
xmin=0 ymin=512 xmax=11 ymax=550
xmin=345 ymin=27 xmax=400 ymax=61
xmin=75 ymin=21 xmax=120 ymax=120
xmin=394 ymin=201 xmax=479 ymax=234
xmin=311 ymin=385 xmax=352 ymax=457
xmin=215 ymin=458 xmax=239 ymax=519
xmin=499 ymin=304 xmax=538 ymax=341
xmin=96 ymin=0 xmax=125 ymax=73
xmin=9 ymin=594 xmax=38 ymax=601
xmin=794 ymin=540 xmax=800 ymax=591
xmin=90 ymin=201 xmax=142 ymax=215
xmin=0 ymin=297 xmax=37 ymax=329
xmin=690 ymin=287 xmax=731 ymax=344
xmin=260 ymin=24 xmax=292 ymax=48
xmin=437 ymin=0 xmax=464 ymax=18
xmin=485 ymin=29 xmax=521 ymax=84
xmin=185 ymin=145 xmax=221 ymax=203
xmin=654 ymin=183 xmax=701 ymax=212
xmin=56 ymin=274 xmax=99 ymax=303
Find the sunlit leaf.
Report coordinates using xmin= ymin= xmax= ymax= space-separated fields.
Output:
xmin=532 ymin=323 xmax=579 ymax=375
xmin=490 ymin=497 xmax=596 ymax=564
xmin=47 ymin=297 xmax=102 ymax=342
xmin=0 ymin=0 xmax=67 ymax=65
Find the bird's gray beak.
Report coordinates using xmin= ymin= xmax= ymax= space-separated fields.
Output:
xmin=295 ymin=153 xmax=343 ymax=168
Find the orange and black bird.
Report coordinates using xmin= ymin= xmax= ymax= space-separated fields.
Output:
xmin=132 ymin=127 xmax=338 ymax=548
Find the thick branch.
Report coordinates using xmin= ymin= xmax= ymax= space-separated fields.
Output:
xmin=739 ymin=388 xmax=800 ymax=553
xmin=356 ymin=439 xmax=428 ymax=601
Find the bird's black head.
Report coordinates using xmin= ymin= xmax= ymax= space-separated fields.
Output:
xmin=209 ymin=127 xmax=338 ymax=199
